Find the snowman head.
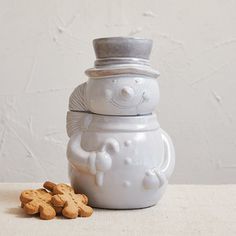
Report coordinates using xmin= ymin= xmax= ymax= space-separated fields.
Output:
xmin=84 ymin=37 xmax=160 ymax=115
xmin=85 ymin=76 xmax=159 ymax=115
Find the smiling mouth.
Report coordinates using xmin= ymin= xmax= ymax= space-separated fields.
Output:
xmin=110 ymin=97 xmax=144 ymax=109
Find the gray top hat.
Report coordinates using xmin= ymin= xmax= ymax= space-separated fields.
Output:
xmin=93 ymin=37 xmax=153 ymax=60
xmin=85 ymin=37 xmax=159 ymax=78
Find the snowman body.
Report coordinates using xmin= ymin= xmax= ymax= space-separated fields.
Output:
xmin=67 ymin=37 xmax=175 ymax=209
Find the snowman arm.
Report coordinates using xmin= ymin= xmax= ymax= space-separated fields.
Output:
xmin=158 ymin=128 xmax=175 ymax=180
xmin=67 ymin=133 xmax=119 ymax=179
xmin=143 ymin=129 xmax=175 ymax=190
xmin=67 ymin=133 xmax=96 ymax=174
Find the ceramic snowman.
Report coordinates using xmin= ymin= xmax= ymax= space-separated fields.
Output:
xmin=66 ymin=37 xmax=175 ymax=209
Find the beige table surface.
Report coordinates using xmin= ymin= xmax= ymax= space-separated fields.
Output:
xmin=0 ymin=183 xmax=235 ymax=236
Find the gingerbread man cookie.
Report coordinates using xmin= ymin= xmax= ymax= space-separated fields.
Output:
xmin=43 ymin=181 xmax=93 ymax=218
xmin=20 ymin=188 xmax=57 ymax=220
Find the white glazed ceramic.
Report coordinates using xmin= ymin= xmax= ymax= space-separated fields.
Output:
xmin=67 ymin=112 xmax=175 ymax=209
xmin=67 ymin=37 xmax=175 ymax=209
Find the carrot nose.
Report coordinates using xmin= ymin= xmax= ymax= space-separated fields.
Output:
xmin=121 ymin=86 xmax=134 ymax=99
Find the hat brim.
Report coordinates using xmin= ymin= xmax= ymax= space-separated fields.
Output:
xmin=85 ymin=65 xmax=160 ymax=79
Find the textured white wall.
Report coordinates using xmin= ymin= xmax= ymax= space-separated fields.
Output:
xmin=0 ymin=0 xmax=235 ymax=183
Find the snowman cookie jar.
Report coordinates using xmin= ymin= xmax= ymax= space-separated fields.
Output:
xmin=66 ymin=37 xmax=175 ymax=209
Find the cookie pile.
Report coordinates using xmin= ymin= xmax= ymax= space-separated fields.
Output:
xmin=20 ymin=181 xmax=93 ymax=220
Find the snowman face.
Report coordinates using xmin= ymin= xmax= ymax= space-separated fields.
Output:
xmin=86 ymin=76 xmax=159 ymax=115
